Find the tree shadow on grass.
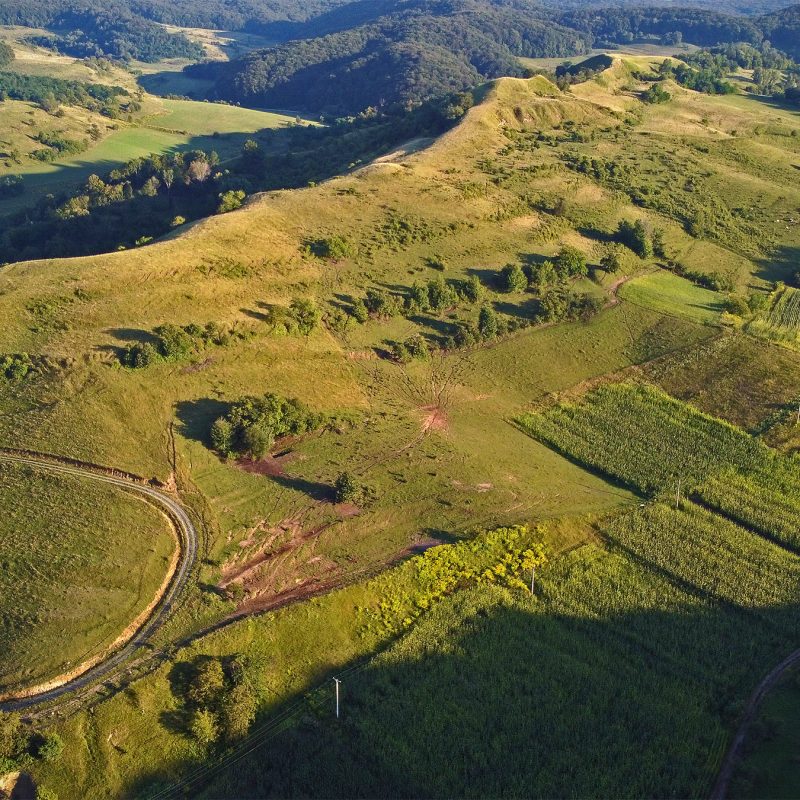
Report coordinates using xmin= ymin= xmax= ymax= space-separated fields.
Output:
xmin=270 ymin=473 xmax=334 ymax=502
xmin=755 ymin=244 xmax=800 ymax=285
xmin=175 ymin=398 xmax=231 ymax=447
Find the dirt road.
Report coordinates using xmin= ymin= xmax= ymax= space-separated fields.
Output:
xmin=0 ymin=450 xmax=198 ymax=712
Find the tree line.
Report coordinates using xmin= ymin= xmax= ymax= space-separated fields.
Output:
xmin=0 ymin=90 xmax=474 ymax=263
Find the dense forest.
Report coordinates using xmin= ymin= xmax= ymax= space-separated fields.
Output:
xmin=184 ymin=0 xmax=800 ymax=114
xmin=0 ymin=3 xmax=202 ymax=61
xmin=189 ymin=0 xmax=590 ymax=114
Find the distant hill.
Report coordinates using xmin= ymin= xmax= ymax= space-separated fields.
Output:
xmin=191 ymin=0 xmax=590 ymax=115
xmin=758 ymin=4 xmax=800 ymax=57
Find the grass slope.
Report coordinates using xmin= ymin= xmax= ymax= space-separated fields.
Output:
xmin=0 ymin=460 xmax=174 ymax=692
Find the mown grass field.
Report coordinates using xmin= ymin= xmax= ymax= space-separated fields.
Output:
xmin=0 ymin=460 xmax=175 ymax=693
xmin=618 ymin=269 xmax=724 ymax=324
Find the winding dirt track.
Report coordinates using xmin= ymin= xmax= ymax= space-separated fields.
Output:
xmin=711 ymin=647 xmax=800 ymax=800
xmin=0 ymin=451 xmax=198 ymax=712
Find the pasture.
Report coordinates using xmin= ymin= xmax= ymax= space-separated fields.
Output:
xmin=0 ymin=459 xmax=175 ymax=693
xmin=0 ymin=97 xmax=304 ymax=214
xmin=618 ymin=269 xmax=724 ymax=324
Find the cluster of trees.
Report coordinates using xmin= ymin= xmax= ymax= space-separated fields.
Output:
xmin=667 ymin=260 xmax=735 ymax=292
xmin=210 ymin=393 xmax=326 ymax=459
xmin=0 ymin=41 xmax=14 ymax=68
xmin=30 ymin=130 xmax=88 ymax=162
xmin=262 ymin=297 xmax=322 ymax=336
xmin=1 ymin=148 xmax=234 ymax=261
xmin=642 ymin=82 xmax=671 ymax=104
xmin=0 ymin=71 xmax=129 ymax=116
xmin=182 ymin=656 xmax=260 ymax=749
xmin=500 ymin=246 xmax=589 ymax=295
xmin=346 ymin=276 xmax=484 ymax=325
xmin=121 ymin=321 xmax=251 ymax=368
xmin=192 ymin=0 xmax=589 ymax=115
xmin=656 ymin=57 xmax=736 ymax=95
xmin=0 ymin=175 xmax=23 ymax=198
xmin=679 ymin=43 xmax=800 ymax=102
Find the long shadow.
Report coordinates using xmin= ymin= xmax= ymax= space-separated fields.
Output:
xmin=126 ymin=592 xmax=800 ymax=799
xmin=270 ymin=473 xmax=333 ymax=502
xmin=755 ymin=244 xmax=800 ymax=285
xmin=175 ymin=398 xmax=231 ymax=446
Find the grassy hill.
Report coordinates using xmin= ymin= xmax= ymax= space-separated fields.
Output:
xmin=1 ymin=53 xmax=800 ymax=796
xmin=0 ymin=459 xmax=175 ymax=694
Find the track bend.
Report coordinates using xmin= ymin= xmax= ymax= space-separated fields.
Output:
xmin=0 ymin=451 xmax=198 ymax=711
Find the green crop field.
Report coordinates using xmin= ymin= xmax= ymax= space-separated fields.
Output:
xmin=0 ymin=459 xmax=174 ymax=693
xmin=748 ymin=285 xmax=800 ymax=346
xmin=730 ymin=666 xmax=800 ymax=799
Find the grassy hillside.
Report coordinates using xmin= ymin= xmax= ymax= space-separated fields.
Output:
xmin=0 ymin=63 xmax=796 ymax=626
xmin=0 ymin=459 xmax=175 ymax=693
xmin=2 ymin=55 xmax=800 ymax=796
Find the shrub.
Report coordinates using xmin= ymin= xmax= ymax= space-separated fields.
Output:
xmin=36 ymin=732 xmax=64 ymax=763
xmin=457 ymin=275 xmax=483 ymax=304
xmin=190 ymin=709 xmax=219 ymax=746
xmin=350 ymin=298 xmax=369 ymax=323
xmin=599 ymin=244 xmax=625 ymax=273
xmin=217 ymin=190 xmax=246 ymax=213
xmin=310 ymin=235 xmax=352 ymax=260
xmin=723 ymin=295 xmax=750 ymax=316
xmin=289 ymin=297 xmax=321 ymax=335
xmin=642 ymin=83 xmax=671 ymax=104
xmin=427 ymin=278 xmax=457 ymax=311
xmin=334 ymin=472 xmax=375 ymax=506
xmin=478 ymin=306 xmax=499 ymax=339
xmin=617 ymin=220 xmax=653 ymax=259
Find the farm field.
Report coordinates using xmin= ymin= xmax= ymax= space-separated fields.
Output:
xmin=519 ymin=382 xmax=800 ymax=551
xmin=748 ymin=285 xmax=800 ymax=346
xmin=730 ymin=665 xmax=800 ymax=799
xmin=0 ymin=459 xmax=175 ymax=694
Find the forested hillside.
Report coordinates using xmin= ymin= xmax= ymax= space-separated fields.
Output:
xmin=189 ymin=0 xmax=800 ymax=114
xmin=192 ymin=0 xmax=590 ymax=114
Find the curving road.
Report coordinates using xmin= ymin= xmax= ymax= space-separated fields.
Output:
xmin=0 ymin=450 xmax=198 ymax=712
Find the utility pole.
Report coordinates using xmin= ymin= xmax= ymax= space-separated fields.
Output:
xmin=531 ymin=566 xmax=536 ymax=596
xmin=795 ymin=403 xmax=800 ymax=426
xmin=334 ymin=677 xmax=341 ymax=719
xmin=675 ymin=477 xmax=681 ymax=510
